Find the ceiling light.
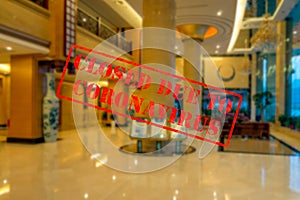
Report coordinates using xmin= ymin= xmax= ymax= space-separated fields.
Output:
xmin=5 ymin=46 xmax=12 ymax=51
xmin=82 ymin=18 xmax=87 ymax=22
xmin=227 ymin=0 xmax=247 ymax=52
xmin=0 ymin=64 xmax=11 ymax=73
xmin=216 ymin=45 xmax=220 ymax=49
xmin=217 ymin=10 xmax=222 ymax=16
xmin=293 ymin=31 xmax=298 ymax=35
xmin=215 ymin=50 xmax=219 ymax=54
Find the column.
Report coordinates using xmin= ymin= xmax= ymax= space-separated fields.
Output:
xmin=0 ymin=76 xmax=6 ymax=127
xmin=275 ymin=21 xmax=286 ymax=124
xmin=285 ymin=18 xmax=293 ymax=116
xmin=251 ymin=53 xmax=257 ymax=121
xmin=7 ymin=55 xmax=44 ymax=143
xmin=183 ymin=38 xmax=202 ymax=115
xmin=142 ymin=0 xmax=176 ymax=69
xmin=135 ymin=0 xmax=176 ymax=118
xmin=177 ymin=25 xmax=208 ymax=116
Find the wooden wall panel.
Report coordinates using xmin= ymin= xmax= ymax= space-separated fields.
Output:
xmin=0 ymin=0 xmax=50 ymax=41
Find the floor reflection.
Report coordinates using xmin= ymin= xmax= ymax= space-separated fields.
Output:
xmin=220 ymin=136 xmax=300 ymax=156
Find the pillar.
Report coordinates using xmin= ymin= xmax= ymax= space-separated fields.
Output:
xmin=251 ymin=53 xmax=257 ymax=121
xmin=0 ymin=76 xmax=7 ymax=128
xmin=275 ymin=21 xmax=286 ymax=124
xmin=285 ymin=18 xmax=293 ymax=116
xmin=7 ymin=55 xmax=44 ymax=143
xmin=134 ymin=0 xmax=176 ymax=119
xmin=183 ymin=38 xmax=202 ymax=116
xmin=142 ymin=0 xmax=176 ymax=69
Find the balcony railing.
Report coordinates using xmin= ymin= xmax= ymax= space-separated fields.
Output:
xmin=77 ymin=9 xmax=132 ymax=53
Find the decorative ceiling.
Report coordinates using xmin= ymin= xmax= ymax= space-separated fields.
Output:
xmin=126 ymin=0 xmax=237 ymax=55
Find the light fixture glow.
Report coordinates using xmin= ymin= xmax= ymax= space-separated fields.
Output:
xmin=217 ymin=10 xmax=222 ymax=16
xmin=0 ymin=64 xmax=10 ymax=74
xmin=84 ymin=193 xmax=89 ymax=199
xmin=227 ymin=0 xmax=247 ymax=53
xmin=5 ymin=46 xmax=12 ymax=51
xmin=82 ymin=18 xmax=87 ymax=22
xmin=216 ymin=45 xmax=220 ymax=49
xmin=215 ymin=50 xmax=219 ymax=54
xmin=293 ymin=31 xmax=298 ymax=35
xmin=0 ymin=185 xmax=10 ymax=196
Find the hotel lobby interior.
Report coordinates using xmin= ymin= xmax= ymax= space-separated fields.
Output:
xmin=1 ymin=0 xmax=300 ymax=199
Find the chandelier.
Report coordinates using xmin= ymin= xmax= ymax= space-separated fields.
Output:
xmin=241 ymin=39 xmax=252 ymax=75
xmin=250 ymin=0 xmax=277 ymax=51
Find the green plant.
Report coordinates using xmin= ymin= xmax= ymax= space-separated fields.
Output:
xmin=296 ymin=121 xmax=300 ymax=131
xmin=253 ymin=91 xmax=273 ymax=122
xmin=278 ymin=114 xmax=288 ymax=126
xmin=288 ymin=117 xmax=297 ymax=129
xmin=284 ymin=119 xmax=290 ymax=127
xmin=268 ymin=116 xmax=275 ymax=123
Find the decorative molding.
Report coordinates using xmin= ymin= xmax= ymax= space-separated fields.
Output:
xmin=0 ymin=24 xmax=50 ymax=48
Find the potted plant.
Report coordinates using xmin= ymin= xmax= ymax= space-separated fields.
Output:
xmin=289 ymin=117 xmax=295 ymax=129
xmin=284 ymin=119 xmax=290 ymax=128
xmin=278 ymin=114 xmax=287 ymax=126
xmin=253 ymin=91 xmax=273 ymax=122
xmin=296 ymin=121 xmax=300 ymax=132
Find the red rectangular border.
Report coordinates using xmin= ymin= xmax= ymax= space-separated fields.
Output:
xmin=57 ymin=44 xmax=242 ymax=147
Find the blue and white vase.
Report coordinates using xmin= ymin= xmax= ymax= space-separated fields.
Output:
xmin=43 ymin=73 xmax=59 ymax=142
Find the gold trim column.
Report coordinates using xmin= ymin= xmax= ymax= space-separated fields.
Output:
xmin=183 ymin=38 xmax=201 ymax=116
xmin=7 ymin=55 xmax=44 ymax=142
xmin=275 ymin=21 xmax=286 ymax=124
xmin=142 ymin=0 xmax=176 ymax=67
xmin=136 ymin=0 xmax=176 ymax=118
xmin=0 ymin=76 xmax=7 ymax=127
xmin=251 ymin=53 xmax=257 ymax=121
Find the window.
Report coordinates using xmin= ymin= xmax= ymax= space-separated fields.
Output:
xmin=291 ymin=55 xmax=300 ymax=116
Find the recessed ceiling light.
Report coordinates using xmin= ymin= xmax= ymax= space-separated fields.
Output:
xmin=293 ymin=31 xmax=298 ymax=35
xmin=217 ymin=10 xmax=222 ymax=16
xmin=82 ymin=18 xmax=87 ymax=22
xmin=216 ymin=45 xmax=220 ymax=49
xmin=5 ymin=46 xmax=12 ymax=51
xmin=215 ymin=50 xmax=219 ymax=54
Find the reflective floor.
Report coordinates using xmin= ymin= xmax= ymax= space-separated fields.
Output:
xmin=1 ymin=128 xmax=300 ymax=200
xmin=221 ymin=136 xmax=299 ymax=156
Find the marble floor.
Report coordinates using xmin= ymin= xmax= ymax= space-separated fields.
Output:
xmin=1 ymin=128 xmax=300 ymax=200
xmin=221 ymin=136 xmax=299 ymax=156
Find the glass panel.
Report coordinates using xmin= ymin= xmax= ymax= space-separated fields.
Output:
xmin=291 ymin=55 xmax=300 ymax=116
